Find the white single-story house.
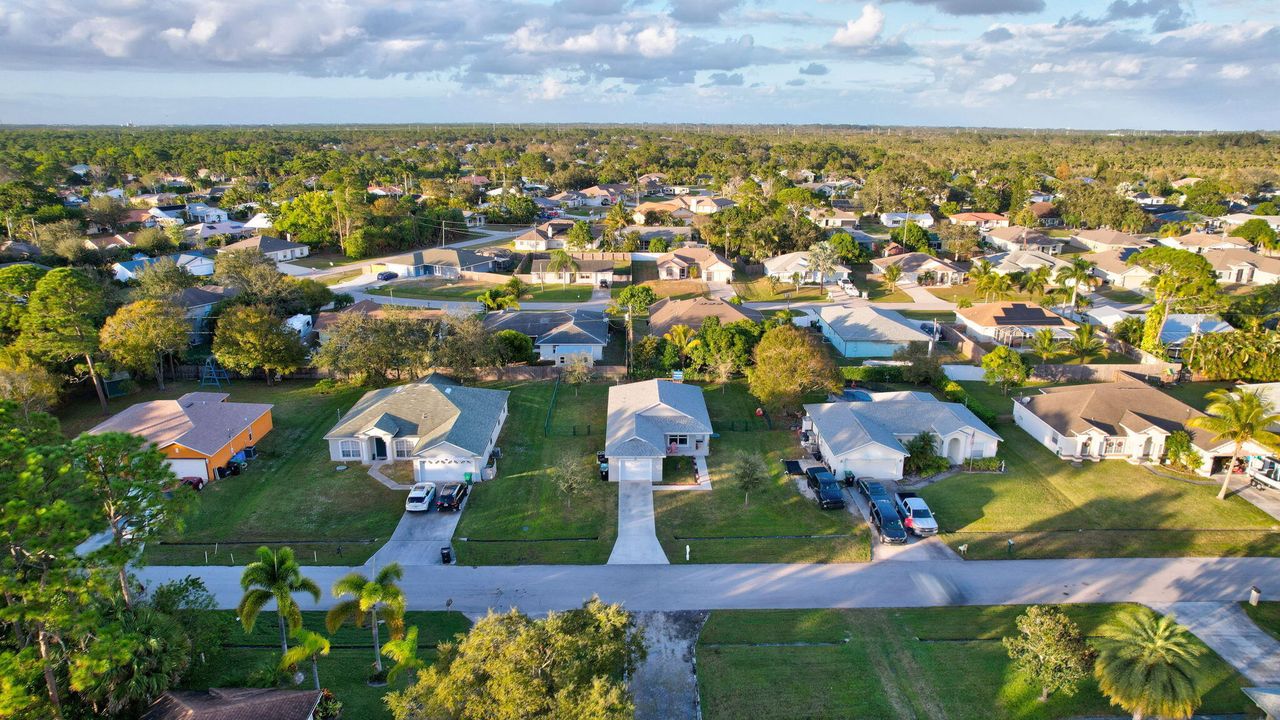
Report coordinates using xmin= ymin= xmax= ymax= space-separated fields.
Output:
xmin=869 ymin=252 xmax=966 ymax=286
xmin=1013 ymin=374 xmax=1269 ymax=476
xmin=617 ymin=225 xmax=696 ymax=250
xmin=375 ymin=248 xmax=492 ymax=279
xmin=949 ymin=212 xmax=1009 ymax=230
xmin=112 ymin=252 xmax=215 ymax=283
xmin=243 ymin=212 xmax=273 ymax=230
xmin=528 ymin=257 xmax=616 ymax=287
xmin=983 ymin=249 xmax=1072 ymax=277
xmin=484 ymin=309 xmax=610 ymax=365
xmin=763 ymin=251 xmax=850 ymax=284
xmin=879 ymin=212 xmax=935 ymax=229
xmin=605 ymin=379 xmax=712 ymax=483
xmin=656 ymin=248 xmax=734 ymax=283
xmin=804 ymin=392 xmax=1001 ymax=481
xmin=186 ymin=203 xmax=229 ymax=224
xmin=807 ymin=208 xmax=861 ymax=230
xmin=1072 ymin=228 xmax=1152 ymax=253
xmin=1085 ymin=306 xmax=1134 ymax=330
xmin=984 ymin=226 xmax=1066 ymax=255
xmin=817 ymin=306 xmax=931 ymax=358
xmin=956 ymin=301 xmax=1076 ymax=346
xmin=324 ymin=375 xmax=509 ymax=484
xmin=219 ymin=235 xmax=311 ymax=263
xmin=1081 ymin=249 xmax=1156 ymax=290
xmin=1158 ymin=232 xmax=1251 ymax=253
xmin=1161 ymin=314 xmax=1233 ymax=360
xmin=1201 ymin=248 xmax=1280 ymax=286
xmin=513 ymin=219 xmax=599 ymax=252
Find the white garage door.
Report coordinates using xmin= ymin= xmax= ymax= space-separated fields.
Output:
xmin=417 ymin=462 xmax=470 ymax=485
xmin=619 ymin=458 xmax=653 ymax=482
xmin=167 ymin=458 xmax=208 ymax=480
xmin=845 ymin=458 xmax=903 ymax=481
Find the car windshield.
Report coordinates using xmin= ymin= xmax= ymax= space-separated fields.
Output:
xmin=912 ymin=509 xmax=932 ymax=519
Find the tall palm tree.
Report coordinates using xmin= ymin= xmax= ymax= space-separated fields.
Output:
xmin=1187 ymin=388 xmax=1280 ymax=499
xmin=662 ymin=324 xmax=700 ymax=365
xmin=477 ymin=289 xmax=519 ymax=311
xmin=237 ymin=546 xmax=321 ymax=654
xmin=280 ymin=629 xmax=331 ymax=691
xmin=968 ymin=258 xmax=993 ymax=287
xmin=326 ymin=563 xmax=407 ymax=673
xmin=1018 ymin=266 xmax=1052 ymax=298
xmin=882 ymin=264 xmax=903 ymax=292
xmin=1028 ymin=328 xmax=1061 ymax=364
xmin=1093 ymin=611 xmax=1206 ymax=720
xmin=546 ymin=249 xmax=580 ymax=289
xmin=381 ymin=625 xmax=425 ymax=684
xmin=1067 ymin=323 xmax=1107 ymax=363
xmin=1055 ymin=257 xmax=1098 ymax=310
xmin=979 ymin=272 xmax=1014 ymax=302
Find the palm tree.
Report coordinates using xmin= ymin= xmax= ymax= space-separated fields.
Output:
xmin=979 ymin=272 xmax=1014 ymax=302
xmin=1187 ymin=388 xmax=1280 ymax=499
xmin=477 ymin=289 xmax=519 ymax=311
xmin=280 ymin=629 xmax=331 ymax=691
xmin=237 ymin=546 xmax=321 ymax=654
xmin=968 ymin=258 xmax=993 ymax=287
xmin=1018 ymin=266 xmax=1052 ymax=297
xmin=882 ymin=264 xmax=903 ymax=292
xmin=546 ymin=249 xmax=579 ymax=289
xmin=1067 ymin=323 xmax=1107 ymax=363
xmin=326 ymin=563 xmax=407 ymax=673
xmin=1028 ymin=328 xmax=1061 ymax=364
xmin=1055 ymin=257 xmax=1098 ymax=310
xmin=382 ymin=625 xmax=425 ymax=684
xmin=663 ymin=324 xmax=700 ymax=365
xmin=1093 ymin=611 xmax=1206 ymax=720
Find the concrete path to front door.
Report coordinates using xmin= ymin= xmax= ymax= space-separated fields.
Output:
xmin=608 ymin=479 xmax=670 ymax=565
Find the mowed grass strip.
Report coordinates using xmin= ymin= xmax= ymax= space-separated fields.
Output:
xmin=1242 ymin=601 xmax=1280 ymax=643
xmin=452 ymin=381 xmax=617 ymax=564
xmin=696 ymin=606 xmax=1252 ymax=720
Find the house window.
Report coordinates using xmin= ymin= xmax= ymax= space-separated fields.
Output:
xmin=1103 ymin=437 xmax=1127 ymax=455
xmin=393 ymin=439 xmax=414 ymax=459
xmin=338 ymin=440 xmax=360 ymax=460
xmin=668 ymin=434 xmax=689 ymax=446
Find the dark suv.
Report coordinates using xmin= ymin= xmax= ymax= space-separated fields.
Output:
xmin=805 ymin=469 xmax=846 ymax=510
xmin=868 ymin=499 xmax=908 ymax=544
xmin=855 ymin=479 xmax=891 ymax=504
xmin=435 ymin=482 xmax=469 ymax=511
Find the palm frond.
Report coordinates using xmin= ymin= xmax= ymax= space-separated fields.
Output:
xmin=325 ymin=598 xmax=364 ymax=634
xmin=236 ymin=589 xmax=272 ymax=633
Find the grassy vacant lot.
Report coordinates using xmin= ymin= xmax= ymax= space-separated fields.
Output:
xmin=56 ymin=380 xmax=405 ymax=566
xmin=851 ymin=269 xmax=911 ymax=302
xmin=731 ymin=276 xmax=828 ymax=303
xmin=919 ymin=416 xmax=1280 ymax=560
xmin=1243 ymin=601 xmax=1280 ymax=642
xmin=696 ymin=605 xmax=1251 ymax=720
xmin=631 ymin=260 xmax=709 ymax=300
xmin=452 ymin=381 xmax=617 ymax=565
xmin=898 ymin=309 xmax=958 ymax=322
xmin=653 ymin=382 xmax=870 ymax=564
xmin=183 ymin=610 xmax=470 ymax=720
xmin=927 ymin=284 xmax=1039 ymax=304
xmin=366 ymin=278 xmax=593 ymax=303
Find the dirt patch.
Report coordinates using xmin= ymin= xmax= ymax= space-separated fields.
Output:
xmin=632 ymin=611 xmax=709 ymax=720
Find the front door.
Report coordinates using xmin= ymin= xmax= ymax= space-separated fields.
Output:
xmin=371 ymin=437 xmax=388 ymax=461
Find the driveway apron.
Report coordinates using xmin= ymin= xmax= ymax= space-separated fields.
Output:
xmin=367 ymin=505 xmax=465 ymax=568
xmin=1151 ymin=601 xmax=1280 ymax=685
xmin=608 ymin=479 xmax=669 ymax=565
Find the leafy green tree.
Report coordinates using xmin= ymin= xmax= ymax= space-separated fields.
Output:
xmin=1093 ymin=611 xmax=1206 ymax=720
xmin=326 ymin=563 xmax=406 ymax=674
xmin=1163 ymin=430 xmax=1202 ymax=473
xmin=74 ymin=606 xmax=190 ymax=717
xmin=0 ymin=348 xmax=61 ymax=416
xmin=237 ymin=546 xmax=322 ymax=655
xmin=939 ymin=222 xmax=980 ymax=260
xmin=730 ymin=450 xmax=769 ymax=506
xmin=1017 ymin=266 xmax=1052 ymax=297
xmin=882 ymin=263 xmax=903 ymax=292
xmin=1230 ymin=218 xmax=1278 ymax=250
xmin=0 ymin=262 xmax=47 ymax=342
xmin=212 ymin=304 xmax=308 ymax=384
xmin=1002 ymin=606 xmax=1092 ymax=702
xmin=892 ymin=221 xmax=932 ymax=253
xmin=551 ymin=451 xmax=595 ymax=509
xmin=648 ymin=237 xmax=669 ymax=253
xmin=385 ymin=597 xmax=644 ymax=720
xmin=747 ymin=325 xmax=840 ymax=410
xmin=1054 ymin=256 xmax=1098 ymax=310
xmin=85 ymin=195 xmax=126 ymax=231
xmin=1187 ymin=388 xmax=1280 ymax=499
xmin=100 ymin=300 xmax=190 ymax=389
xmin=281 ymin=629 xmax=331 ymax=691
xmin=566 ymin=221 xmax=595 ymax=251
xmin=1128 ymin=247 xmax=1218 ymax=354
xmin=494 ymin=329 xmax=534 ymax=364
xmin=903 ymin=431 xmax=948 ymax=476
xmin=807 ymin=240 xmax=839 ymax=283
xmin=130 ymin=227 xmax=174 ymax=253
xmin=478 ymin=288 xmax=519 ymax=311
xmin=982 ymin=345 xmax=1028 ymax=395
xmin=613 ymin=284 xmax=658 ymax=314
xmin=134 ymin=257 xmax=198 ymax=301
xmin=433 ymin=313 xmax=501 ymax=383
xmin=662 ymin=324 xmax=700 ymax=366
xmin=546 ymin=249 xmax=580 ymax=288
xmin=17 ymin=267 xmax=109 ymax=412
xmin=893 ymin=341 xmax=944 ymax=386
xmin=1254 ymin=201 xmax=1279 ymax=216
xmin=273 ymin=191 xmax=338 ymax=248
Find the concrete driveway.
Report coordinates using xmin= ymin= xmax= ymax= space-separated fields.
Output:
xmin=367 ymin=503 xmax=466 ymax=568
xmin=608 ymin=479 xmax=669 ymax=565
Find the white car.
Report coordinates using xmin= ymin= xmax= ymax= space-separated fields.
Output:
xmin=405 ymin=482 xmax=437 ymax=512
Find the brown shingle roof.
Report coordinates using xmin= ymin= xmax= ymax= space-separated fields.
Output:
xmin=1021 ymin=375 xmax=1219 ymax=450
xmin=88 ymin=393 xmax=272 ymax=456
xmin=314 ymin=299 xmax=443 ymax=334
xmin=955 ymin=301 xmax=1074 ymax=329
xmin=647 ymin=297 xmax=761 ymax=336
xmin=1074 ymin=228 xmax=1150 ymax=247
xmin=143 ymin=688 xmax=320 ymax=720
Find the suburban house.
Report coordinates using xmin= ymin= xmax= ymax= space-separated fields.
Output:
xmin=807 ymin=207 xmax=861 ymax=230
xmin=324 ymin=375 xmax=509 ymax=484
xmin=580 ymin=184 xmax=629 ymax=206
xmin=175 ymin=285 xmax=239 ymax=342
xmin=185 ymin=203 xmax=229 ymax=223
xmin=1072 ymin=228 xmax=1152 ymax=253
xmin=528 ymin=256 xmax=616 ymax=286
xmin=84 ymin=233 xmax=134 ymax=252
xmin=1158 ymin=231 xmax=1252 ymax=253
xmin=604 ymin=379 xmax=712 ymax=483
xmin=244 ymin=212 xmax=273 ymax=230
xmin=112 ymin=251 xmax=215 ymax=282
xmin=879 ymin=212 xmax=935 ymax=229
xmin=548 ymin=190 xmax=587 ymax=208
xmin=985 ymin=226 xmax=1066 ymax=255
xmin=1219 ymin=213 xmax=1280 ymax=232
xmin=1085 ymin=306 xmax=1135 ymax=330
xmin=148 ymin=207 xmax=185 ymax=227
xmin=1161 ymin=314 xmax=1234 ymax=360
xmin=674 ymin=194 xmax=734 ymax=216
xmin=803 ymin=392 xmax=1000 ymax=480
xmin=1027 ymin=201 xmax=1063 ymax=227
xmin=514 ymin=219 xmax=577 ymax=251
xmin=314 ymin=299 xmax=444 ymax=344
xmin=1082 ymin=249 xmax=1156 ymax=289
xmin=956 ymin=301 xmax=1076 ymax=346
xmin=219 ymin=235 xmax=310 ymax=263
xmin=949 ymin=212 xmax=1009 ymax=230
xmin=655 ymin=248 xmax=734 ymax=282
xmin=87 ymin=392 xmax=273 ymax=482
xmin=632 ymin=200 xmax=694 ymax=223
xmin=817 ymin=306 xmax=931 ymax=358
xmin=375 ymin=248 xmax=492 ymax=279
xmin=184 ymin=221 xmax=251 ymax=244
xmin=763 ymin=251 xmax=851 ymax=284
xmin=647 ymin=297 xmax=763 ymax=336
xmin=983 ymin=249 xmax=1071 ymax=277
xmin=870 ymin=252 xmax=966 ymax=286
xmin=367 ymin=184 xmax=405 ymax=197
xmin=1201 ymin=248 xmax=1280 ymax=286
xmin=142 ymin=688 xmax=322 ymax=720
xmin=484 ymin=309 xmax=610 ymax=365
xmin=618 ymin=225 xmax=696 ymax=250
xmin=1013 ymin=374 xmax=1270 ymax=476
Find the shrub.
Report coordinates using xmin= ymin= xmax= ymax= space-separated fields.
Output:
xmin=964 ymin=456 xmax=1003 ymax=471
xmin=941 ymin=380 xmax=965 ymax=402
xmin=315 ymin=690 xmax=343 ymax=720
xmin=840 ymin=365 xmax=905 ymax=383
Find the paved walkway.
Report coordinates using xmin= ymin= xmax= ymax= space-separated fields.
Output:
xmin=607 ymin=479 xmax=669 ymax=565
xmin=1152 ymin=602 xmax=1280 ymax=685
xmin=1236 ymin=485 xmax=1280 ymax=522
xmin=367 ymin=461 xmax=409 ymax=490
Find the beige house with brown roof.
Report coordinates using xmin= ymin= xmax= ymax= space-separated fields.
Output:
xmin=1201 ymin=248 xmax=1280 ymax=286
xmin=1158 ymin=231 xmax=1251 ymax=253
xmin=1072 ymin=228 xmax=1152 ymax=253
xmin=1082 ymin=249 xmax=1156 ymax=289
xmin=870 ymin=252 xmax=966 ymax=285
xmin=985 ymin=226 xmax=1066 ymax=255
xmin=647 ymin=297 xmax=762 ymax=336
xmin=656 ymin=248 xmax=734 ymax=283
xmin=956 ymin=301 xmax=1076 ymax=346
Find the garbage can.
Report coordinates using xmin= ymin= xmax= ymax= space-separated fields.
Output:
xmin=463 ymin=472 xmax=473 ymax=487
xmin=440 ymin=546 xmax=453 ymax=565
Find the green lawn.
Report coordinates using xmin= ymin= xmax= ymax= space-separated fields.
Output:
xmin=898 ymin=309 xmax=958 ymax=322
xmin=366 ymin=278 xmax=592 ymax=303
xmin=919 ymin=419 xmax=1280 ymax=560
xmin=289 ymin=253 xmax=363 ymax=269
xmin=652 ymin=382 xmax=871 ymax=564
xmin=731 ymin=276 xmax=828 ymax=303
xmin=522 ymin=283 xmax=594 ymax=302
xmin=1095 ymin=287 xmax=1146 ymax=304
xmin=928 ymin=285 xmax=1039 ymax=304
xmin=852 ymin=269 xmax=911 ymax=302
xmin=321 ymin=269 xmax=367 ymax=286
xmin=452 ymin=381 xmax=617 ymax=565
xmin=182 ymin=610 xmax=470 ymax=720
xmin=56 ymin=380 xmax=405 ymax=566
xmin=1159 ymin=381 xmax=1237 ymax=412
xmin=697 ymin=605 xmax=1250 ymax=720
xmin=1242 ymin=601 xmax=1280 ymax=642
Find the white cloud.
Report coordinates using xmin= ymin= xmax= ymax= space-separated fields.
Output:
xmin=979 ymin=72 xmax=1016 ymax=91
xmin=535 ymin=76 xmax=569 ymax=99
xmin=1219 ymin=63 xmax=1249 ymax=79
xmin=830 ymin=5 xmax=884 ymax=47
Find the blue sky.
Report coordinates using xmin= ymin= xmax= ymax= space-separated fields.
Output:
xmin=0 ymin=0 xmax=1275 ymax=129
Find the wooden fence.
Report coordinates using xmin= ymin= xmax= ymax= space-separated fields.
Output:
xmin=939 ymin=325 xmax=989 ymax=362
xmin=1030 ymin=363 xmax=1179 ymax=383
xmin=469 ymin=365 xmax=628 ymax=381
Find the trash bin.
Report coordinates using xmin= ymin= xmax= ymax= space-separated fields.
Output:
xmin=440 ymin=546 xmax=453 ymax=565
xmin=463 ymin=472 xmax=473 ymax=487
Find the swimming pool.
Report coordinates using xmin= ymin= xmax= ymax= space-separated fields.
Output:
xmin=842 ymin=389 xmax=871 ymax=401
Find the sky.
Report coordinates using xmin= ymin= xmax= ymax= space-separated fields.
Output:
xmin=0 ymin=0 xmax=1275 ymax=129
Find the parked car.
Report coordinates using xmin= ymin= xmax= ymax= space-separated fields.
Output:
xmin=405 ymin=482 xmax=436 ymax=512
xmin=376 ymin=271 xmax=399 ymax=281
xmin=893 ymin=492 xmax=939 ymax=537
xmin=805 ymin=470 xmax=846 ymax=510
xmin=868 ymin=499 xmax=909 ymax=544
xmin=855 ymin=478 xmax=891 ymax=504
xmin=435 ymin=482 xmax=469 ymax=511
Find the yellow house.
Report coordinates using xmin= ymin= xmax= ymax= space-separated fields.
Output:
xmin=88 ymin=392 xmax=274 ymax=481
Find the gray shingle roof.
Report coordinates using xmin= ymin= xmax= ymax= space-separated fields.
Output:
xmin=818 ymin=306 xmax=930 ymax=344
xmin=484 ymin=310 xmax=609 ymax=346
xmin=1021 ymin=376 xmax=1220 ymax=449
xmin=605 ymin=380 xmax=712 ymax=458
xmin=219 ymin=235 xmax=306 ymax=254
xmin=143 ymin=688 xmax=321 ymax=720
xmin=805 ymin=393 xmax=999 ymax=457
xmin=325 ymin=375 xmax=509 ymax=457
